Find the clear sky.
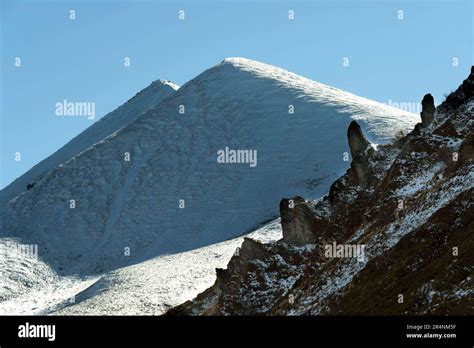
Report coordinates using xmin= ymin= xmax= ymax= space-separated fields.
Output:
xmin=1 ymin=0 xmax=472 ymax=189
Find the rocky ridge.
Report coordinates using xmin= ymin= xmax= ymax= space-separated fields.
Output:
xmin=170 ymin=67 xmax=474 ymax=315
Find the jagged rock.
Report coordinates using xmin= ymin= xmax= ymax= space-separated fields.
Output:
xmin=280 ymin=196 xmax=318 ymax=245
xmin=441 ymin=66 xmax=474 ymax=110
xmin=167 ymin=237 xmax=273 ymax=315
xmin=412 ymin=122 xmax=422 ymax=135
xmin=280 ymin=196 xmax=337 ymax=246
xmin=347 ymin=121 xmax=372 ymax=188
xmin=347 ymin=121 xmax=370 ymax=157
xmin=169 ymin=68 xmax=474 ymax=316
xmin=420 ymin=93 xmax=435 ymax=127
xmin=233 ymin=237 xmax=267 ymax=262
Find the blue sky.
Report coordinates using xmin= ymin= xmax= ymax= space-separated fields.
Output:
xmin=1 ymin=0 xmax=472 ymax=188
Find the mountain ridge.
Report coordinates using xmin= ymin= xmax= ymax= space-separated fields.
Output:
xmin=169 ymin=66 xmax=474 ymax=315
xmin=0 ymin=79 xmax=179 ymax=209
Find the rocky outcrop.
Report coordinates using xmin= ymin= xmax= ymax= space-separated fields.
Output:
xmin=280 ymin=197 xmax=316 ymax=245
xmin=169 ymin=67 xmax=474 ymax=316
xmin=347 ymin=120 xmax=370 ymax=156
xmin=420 ymin=93 xmax=435 ymax=127
xmin=440 ymin=66 xmax=474 ymax=111
xmin=168 ymin=236 xmax=315 ymax=315
xmin=279 ymin=196 xmax=332 ymax=246
xmin=347 ymin=120 xmax=375 ymax=188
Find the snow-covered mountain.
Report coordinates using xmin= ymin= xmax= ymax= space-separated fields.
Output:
xmin=0 ymin=79 xmax=179 ymax=210
xmin=0 ymin=58 xmax=417 ymax=279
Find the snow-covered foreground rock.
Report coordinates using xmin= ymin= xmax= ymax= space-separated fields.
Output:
xmin=0 ymin=220 xmax=281 ymax=315
xmin=0 ymin=58 xmax=418 ymax=281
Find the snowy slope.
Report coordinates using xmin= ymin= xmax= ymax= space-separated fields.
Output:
xmin=0 ymin=58 xmax=418 ymax=278
xmin=0 ymin=80 xmax=179 ymax=210
xmin=0 ymin=219 xmax=281 ymax=315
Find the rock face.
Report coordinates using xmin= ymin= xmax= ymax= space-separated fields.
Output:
xmin=420 ymin=93 xmax=436 ymax=127
xmin=441 ymin=66 xmax=474 ymax=111
xmin=170 ymin=67 xmax=474 ymax=316
xmin=347 ymin=120 xmax=374 ymax=188
xmin=347 ymin=120 xmax=370 ymax=156
xmin=279 ymin=195 xmax=339 ymax=246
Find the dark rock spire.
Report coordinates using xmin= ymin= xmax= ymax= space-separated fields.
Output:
xmin=420 ymin=93 xmax=435 ymax=127
xmin=348 ymin=121 xmax=370 ymax=159
xmin=347 ymin=121 xmax=371 ymax=188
